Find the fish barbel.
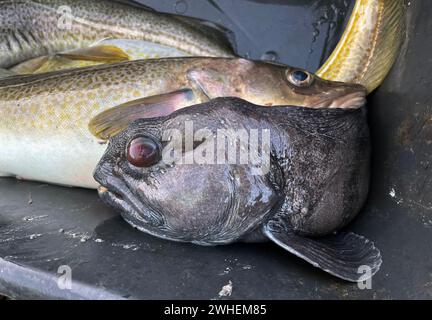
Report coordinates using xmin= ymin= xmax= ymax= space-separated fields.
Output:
xmin=0 ymin=58 xmax=365 ymax=188
xmin=0 ymin=0 xmax=234 ymax=69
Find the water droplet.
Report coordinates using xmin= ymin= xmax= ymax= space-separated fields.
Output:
xmin=260 ymin=51 xmax=279 ymax=62
xmin=174 ymin=0 xmax=188 ymax=14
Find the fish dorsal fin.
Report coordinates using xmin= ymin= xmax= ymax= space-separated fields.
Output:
xmin=263 ymin=220 xmax=382 ymax=282
xmin=57 ymin=45 xmax=130 ymax=63
xmin=89 ymin=89 xmax=195 ymax=140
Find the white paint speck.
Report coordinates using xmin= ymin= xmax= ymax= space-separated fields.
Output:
xmin=111 ymin=243 xmax=140 ymax=251
xmin=29 ymin=234 xmax=42 ymax=240
xmin=23 ymin=215 xmax=48 ymax=222
xmin=122 ymin=244 xmax=137 ymax=250
xmin=218 ymin=267 xmax=232 ymax=275
xmin=218 ymin=281 xmax=233 ymax=297
xmin=389 ymin=188 xmax=396 ymax=198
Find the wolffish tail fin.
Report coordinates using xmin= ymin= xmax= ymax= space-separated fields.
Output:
xmin=263 ymin=220 xmax=382 ymax=282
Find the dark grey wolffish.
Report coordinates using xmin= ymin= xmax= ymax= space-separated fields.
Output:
xmin=94 ymin=97 xmax=381 ymax=282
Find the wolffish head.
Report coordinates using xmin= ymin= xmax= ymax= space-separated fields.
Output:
xmin=93 ymin=98 xmax=282 ymax=245
xmin=93 ymin=98 xmax=380 ymax=282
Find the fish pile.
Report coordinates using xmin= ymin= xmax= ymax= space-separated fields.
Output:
xmin=0 ymin=0 xmax=406 ymax=282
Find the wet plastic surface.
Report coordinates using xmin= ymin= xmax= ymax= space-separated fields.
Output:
xmin=1 ymin=0 xmax=431 ymax=299
xmin=136 ymin=0 xmax=353 ymax=72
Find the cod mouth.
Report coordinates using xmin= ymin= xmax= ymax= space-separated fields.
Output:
xmin=311 ymin=85 xmax=367 ymax=109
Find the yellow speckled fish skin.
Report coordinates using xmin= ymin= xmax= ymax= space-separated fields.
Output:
xmin=0 ymin=59 xmax=198 ymax=188
xmin=0 ymin=0 xmax=234 ymax=69
xmin=0 ymin=57 xmax=366 ymax=188
xmin=317 ymin=0 xmax=406 ymax=93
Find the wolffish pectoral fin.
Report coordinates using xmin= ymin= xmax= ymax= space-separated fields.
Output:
xmin=263 ymin=220 xmax=382 ymax=282
xmin=89 ymin=89 xmax=196 ymax=140
xmin=57 ymin=45 xmax=130 ymax=63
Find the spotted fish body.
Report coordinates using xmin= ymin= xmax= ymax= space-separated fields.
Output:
xmin=0 ymin=0 xmax=234 ymax=69
xmin=0 ymin=57 xmax=366 ymax=188
xmin=0 ymin=59 xmax=201 ymax=188
xmin=317 ymin=0 xmax=406 ymax=93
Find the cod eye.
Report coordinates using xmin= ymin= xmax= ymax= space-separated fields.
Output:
xmin=287 ymin=69 xmax=313 ymax=87
xmin=127 ymin=136 xmax=161 ymax=167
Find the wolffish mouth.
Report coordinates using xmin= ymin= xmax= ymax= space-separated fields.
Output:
xmin=95 ymin=173 xmax=164 ymax=227
xmin=97 ymin=184 xmax=134 ymax=215
xmin=94 ymin=165 xmax=140 ymax=218
xmin=98 ymin=186 xmax=121 ymax=199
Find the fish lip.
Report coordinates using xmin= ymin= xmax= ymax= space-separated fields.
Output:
xmin=97 ymin=180 xmax=137 ymax=217
xmin=312 ymin=85 xmax=367 ymax=109
xmin=94 ymin=165 xmax=164 ymax=227
xmin=328 ymin=90 xmax=367 ymax=109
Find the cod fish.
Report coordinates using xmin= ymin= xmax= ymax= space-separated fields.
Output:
xmin=94 ymin=97 xmax=380 ymax=282
xmin=317 ymin=0 xmax=406 ymax=93
xmin=4 ymin=0 xmax=406 ymax=93
xmin=6 ymin=0 xmax=406 ymax=94
xmin=0 ymin=58 xmax=366 ymax=188
xmin=0 ymin=0 xmax=234 ymax=69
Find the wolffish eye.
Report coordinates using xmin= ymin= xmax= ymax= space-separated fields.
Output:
xmin=126 ymin=136 xmax=161 ymax=167
xmin=286 ymin=69 xmax=313 ymax=87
